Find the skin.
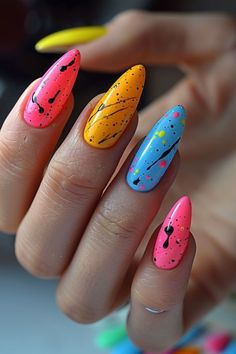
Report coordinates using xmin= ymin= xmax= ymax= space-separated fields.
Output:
xmin=0 ymin=11 xmax=236 ymax=353
xmin=78 ymin=10 xmax=236 ymax=350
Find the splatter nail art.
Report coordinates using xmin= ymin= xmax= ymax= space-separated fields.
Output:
xmin=24 ymin=49 xmax=80 ymax=128
xmin=126 ymin=105 xmax=186 ymax=192
xmin=84 ymin=64 xmax=145 ymax=148
xmin=153 ymin=196 xmax=192 ymax=270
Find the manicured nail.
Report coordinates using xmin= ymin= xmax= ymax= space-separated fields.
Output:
xmin=84 ymin=65 xmax=145 ymax=148
xmin=153 ymin=196 xmax=192 ymax=270
xmin=24 ymin=49 xmax=80 ymax=128
xmin=126 ymin=105 xmax=186 ymax=192
xmin=35 ymin=26 xmax=106 ymax=53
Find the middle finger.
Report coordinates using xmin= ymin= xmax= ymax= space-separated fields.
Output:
xmin=56 ymin=105 xmax=186 ymax=323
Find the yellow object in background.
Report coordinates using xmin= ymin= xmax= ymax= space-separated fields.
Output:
xmin=84 ymin=64 xmax=146 ymax=149
xmin=35 ymin=26 xmax=107 ymax=53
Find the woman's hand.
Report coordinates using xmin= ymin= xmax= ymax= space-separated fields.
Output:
xmin=0 ymin=48 xmax=195 ymax=353
xmin=73 ymin=11 xmax=236 ymax=350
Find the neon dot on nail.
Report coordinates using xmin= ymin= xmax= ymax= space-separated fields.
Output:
xmin=146 ymin=175 xmax=151 ymax=179
xmin=159 ymin=160 xmax=167 ymax=168
xmin=156 ymin=130 xmax=165 ymax=138
xmin=139 ymin=184 xmax=145 ymax=190
xmin=173 ymin=112 xmax=180 ymax=118
xmin=129 ymin=167 xmax=133 ymax=173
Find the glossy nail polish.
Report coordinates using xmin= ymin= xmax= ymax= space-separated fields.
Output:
xmin=153 ymin=196 xmax=192 ymax=270
xmin=126 ymin=105 xmax=186 ymax=192
xmin=84 ymin=65 xmax=145 ymax=148
xmin=35 ymin=26 xmax=106 ymax=53
xmin=24 ymin=49 xmax=80 ymax=128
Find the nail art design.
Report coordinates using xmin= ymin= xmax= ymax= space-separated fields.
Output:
xmin=126 ymin=105 xmax=186 ymax=192
xmin=24 ymin=49 xmax=80 ymax=128
xmin=84 ymin=65 xmax=145 ymax=148
xmin=153 ymin=196 xmax=192 ymax=270
xmin=35 ymin=26 xmax=106 ymax=53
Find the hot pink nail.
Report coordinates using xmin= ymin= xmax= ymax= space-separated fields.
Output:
xmin=24 ymin=49 xmax=80 ymax=128
xmin=153 ymin=196 xmax=192 ymax=270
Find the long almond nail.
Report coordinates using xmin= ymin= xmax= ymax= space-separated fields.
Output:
xmin=153 ymin=196 xmax=192 ymax=270
xmin=24 ymin=49 xmax=80 ymax=128
xmin=84 ymin=65 xmax=145 ymax=148
xmin=35 ymin=26 xmax=106 ymax=53
xmin=126 ymin=105 xmax=186 ymax=192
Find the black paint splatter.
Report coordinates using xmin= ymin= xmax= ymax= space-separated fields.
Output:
xmin=48 ymin=90 xmax=61 ymax=104
xmin=87 ymin=107 xmax=129 ymax=131
xmin=147 ymin=138 xmax=180 ymax=171
xmin=32 ymin=93 xmax=44 ymax=114
xmin=133 ymin=177 xmax=141 ymax=185
xmin=163 ymin=225 xmax=174 ymax=248
xmin=60 ymin=58 xmax=76 ymax=72
xmin=98 ymin=130 xmax=122 ymax=144
xmin=88 ymin=96 xmax=137 ymax=122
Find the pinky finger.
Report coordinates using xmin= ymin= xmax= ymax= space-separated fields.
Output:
xmin=127 ymin=196 xmax=196 ymax=353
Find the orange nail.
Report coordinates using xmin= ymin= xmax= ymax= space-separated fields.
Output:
xmin=84 ymin=65 xmax=145 ymax=148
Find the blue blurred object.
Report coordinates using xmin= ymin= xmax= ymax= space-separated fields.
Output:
xmin=222 ymin=340 xmax=236 ymax=354
xmin=110 ymin=338 xmax=143 ymax=354
xmin=175 ymin=324 xmax=206 ymax=348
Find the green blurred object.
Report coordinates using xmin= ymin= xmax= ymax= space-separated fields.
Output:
xmin=95 ymin=324 xmax=127 ymax=349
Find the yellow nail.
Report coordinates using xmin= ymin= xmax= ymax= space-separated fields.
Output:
xmin=84 ymin=65 xmax=146 ymax=149
xmin=35 ymin=26 xmax=106 ymax=53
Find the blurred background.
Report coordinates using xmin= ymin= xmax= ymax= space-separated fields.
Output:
xmin=1 ymin=1 xmax=236 ymax=353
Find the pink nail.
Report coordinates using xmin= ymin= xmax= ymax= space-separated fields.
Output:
xmin=24 ymin=49 xmax=80 ymax=128
xmin=153 ymin=196 xmax=192 ymax=270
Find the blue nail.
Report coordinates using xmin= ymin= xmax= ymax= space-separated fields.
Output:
xmin=223 ymin=340 xmax=236 ymax=354
xmin=110 ymin=338 xmax=143 ymax=354
xmin=126 ymin=105 xmax=186 ymax=192
xmin=175 ymin=324 xmax=205 ymax=348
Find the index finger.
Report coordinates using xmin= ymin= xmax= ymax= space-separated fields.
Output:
xmin=76 ymin=11 xmax=236 ymax=71
xmin=0 ymin=49 xmax=80 ymax=233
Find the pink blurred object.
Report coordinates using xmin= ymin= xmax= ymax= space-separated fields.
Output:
xmin=203 ymin=332 xmax=231 ymax=352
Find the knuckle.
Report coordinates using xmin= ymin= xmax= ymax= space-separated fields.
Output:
xmin=46 ymin=158 xmax=97 ymax=205
xmin=114 ymin=9 xmax=148 ymax=24
xmin=57 ymin=290 xmax=106 ymax=324
xmin=113 ymin=9 xmax=152 ymax=62
xmin=132 ymin=268 xmax=181 ymax=310
xmin=93 ymin=204 xmax=138 ymax=244
xmin=0 ymin=134 xmax=35 ymax=179
xmin=15 ymin=237 xmax=57 ymax=278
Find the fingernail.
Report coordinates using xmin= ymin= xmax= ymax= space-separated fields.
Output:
xmin=126 ymin=105 xmax=186 ymax=192
xmin=153 ymin=196 xmax=192 ymax=270
xmin=35 ymin=26 xmax=106 ymax=53
xmin=24 ymin=49 xmax=80 ymax=128
xmin=84 ymin=64 xmax=145 ymax=148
